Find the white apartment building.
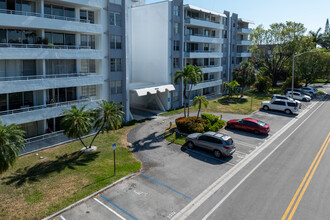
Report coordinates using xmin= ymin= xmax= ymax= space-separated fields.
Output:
xmin=0 ymin=0 xmax=109 ymax=138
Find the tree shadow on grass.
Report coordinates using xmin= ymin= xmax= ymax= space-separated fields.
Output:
xmin=2 ymin=151 xmax=100 ymax=187
xmin=218 ymin=97 xmax=248 ymax=105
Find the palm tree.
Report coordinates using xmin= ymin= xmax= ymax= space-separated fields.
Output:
xmin=309 ymin=28 xmax=323 ymax=47
xmin=233 ymin=61 xmax=258 ymax=97
xmin=0 ymin=120 xmax=25 ymax=174
xmin=61 ymin=105 xmax=94 ymax=149
xmin=88 ymin=100 xmax=124 ymax=148
xmin=192 ymin=96 xmax=208 ymax=121
xmin=174 ymin=65 xmax=195 ymax=117
xmin=187 ymin=65 xmax=204 ymax=116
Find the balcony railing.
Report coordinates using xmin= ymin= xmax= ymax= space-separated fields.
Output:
xmin=185 ymin=50 xmax=220 ymax=53
xmin=25 ymin=130 xmax=64 ymax=144
xmin=0 ymin=43 xmax=91 ymax=49
xmin=185 ymin=16 xmax=220 ymax=24
xmin=185 ymin=34 xmax=219 ymax=38
xmin=186 ymin=64 xmax=220 ymax=68
xmin=0 ymin=9 xmax=91 ymax=23
xmin=0 ymin=73 xmax=98 ymax=82
xmin=0 ymin=98 xmax=95 ymax=116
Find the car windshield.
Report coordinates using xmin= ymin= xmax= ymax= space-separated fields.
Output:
xmin=257 ymin=121 xmax=267 ymax=126
xmin=225 ymin=138 xmax=233 ymax=145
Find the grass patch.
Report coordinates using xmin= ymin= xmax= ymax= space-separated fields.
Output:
xmin=317 ymin=90 xmax=325 ymax=94
xmin=0 ymin=123 xmax=141 ymax=220
xmin=164 ymin=128 xmax=186 ymax=146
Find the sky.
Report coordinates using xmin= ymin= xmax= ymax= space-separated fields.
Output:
xmin=145 ymin=0 xmax=330 ymax=33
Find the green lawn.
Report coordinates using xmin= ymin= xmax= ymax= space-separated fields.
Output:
xmin=0 ymin=124 xmax=141 ymax=220
xmin=164 ymin=128 xmax=186 ymax=146
xmin=160 ymin=89 xmax=281 ymax=117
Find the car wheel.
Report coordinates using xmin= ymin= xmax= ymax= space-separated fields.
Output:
xmin=214 ymin=150 xmax=222 ymax=158
xmin=254 ymin=130 xmax=260 ymax=135
xmin=263 ymin=105 xmax=269 ymax=111
xmin=187 ymin=141 xmax=194 ymax=149
xmin=285 ymin=109 xmax=292 ymax=114
xmin=230 ymin=124 xmax=235 ymax=129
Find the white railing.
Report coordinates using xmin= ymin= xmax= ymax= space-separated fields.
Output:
xmin=25 ymin=130 xmax=64 ymax=144
xmin=0 ymin=8 xmax=91 ymax=23
xmin=185 ymin=34 xmax=219 ymax=38
xmin=0 ymin=43 xmax=91 ymax=49
xmin=185 ymin=50 xmax=220 ymax=53
xmin=0 ymin=73 xmax=98 ymax=82
xmin=0 ymin=98 xmax=96 ymax=116
xmin=185 ymin=17 xmax=220 ymax=24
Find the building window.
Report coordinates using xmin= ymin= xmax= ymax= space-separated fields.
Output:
xmin=173 ymin=58 xmax=179 ymax=68
xmin=81 ymin=34 xmax=96 ymax=49
xmin=173 ymin=91 xmax=179 ymax=102
xmin=210 ymin=58 xmax=215 ymax=65
xmin=223 ymin=30 xmax=227 ymax=39
xmin=174 ymin=23 xmax=179 ymax=34
xmin=110 ymin=35 xmax=122 ymax=49
xmin=81 ymin=60 xmax=96 ymax=73
xmin=110 ymin=12 xmax=121 ymax=26
xmin=173 ymin=5 xmax=179 ymax=16
xmin=110 ymin=0 xmax=122 ymax=5
xmin=110 ymin=58 xmax=122 ymax=72
xmin=82 ymin=85 xmax=97 ymax=97
xmin=80 ymin=10 xmax=95 ymax=23
xmin=110 ymin=80 xmax=123 ymax=94
xmin=173 ymin=40 xmax=180 ymax=51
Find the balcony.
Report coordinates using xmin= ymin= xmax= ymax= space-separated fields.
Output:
xmin=236 ymin=52 xmax=252 ymax=57
xmin=202 ymin=65 xmax=223 ymax=73
xmin=0 ymin=73 xmax=103 ymax=94
xmin=189 ymin=79 xmax=222 ymax=91
xmin=0 ymin=43 xmax=102 ymax=59
xmin=0 ymin=9 xmax=102 ymax=34
xmin=0 ymin=99 xmax=100 ymax=125
xmin=237 ymin=40 xmax=252 ymax=46
xmin=184 ymin=34 xmax=223 ymax=44
xmin=185 ymin=50 xmax=223 ymax=59
xmin=237 ymin=28 xmax=253 ymax=34
xmin=185 ymin=17 xmax=224 ymax=29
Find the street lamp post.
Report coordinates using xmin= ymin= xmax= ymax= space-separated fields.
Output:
xmin=291 ymin=51 xmax=317 ymax=98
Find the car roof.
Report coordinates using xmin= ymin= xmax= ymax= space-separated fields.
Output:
xmin=203 ymin=131 xmax=231 ymax=140
xmin=243 ymin=118 xmax=258 ymax=123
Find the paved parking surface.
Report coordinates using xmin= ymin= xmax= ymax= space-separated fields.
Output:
xmin=54 ymin=98 xmax=318 ymax=220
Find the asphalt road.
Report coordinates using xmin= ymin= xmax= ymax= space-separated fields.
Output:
xmin=179 ymin=94 xmax=330 ymax=220
xmin=52 ymin=86 xmax=328 ymax=220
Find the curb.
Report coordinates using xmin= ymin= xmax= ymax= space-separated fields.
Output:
xmin=42 ymin=172 xmax=139 ymax=220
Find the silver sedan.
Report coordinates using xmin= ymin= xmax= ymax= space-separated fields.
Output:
xmin=185 ymin=131 xmax=236 ymax=158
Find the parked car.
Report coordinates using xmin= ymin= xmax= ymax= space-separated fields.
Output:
xmin=261 ymin=99 xmax=300 ymax=114
xmin=227 ymin=118 xmax=270 ymax=135
xmin=185 ymin=131 xmax=235 ymax=158
xmin=301 ymin=87 xmax=317 ymax=95
xmin=286 ymin=91 xmax=311 ymax=102
xmin=285 ymin=88 xmax=313 ymax=98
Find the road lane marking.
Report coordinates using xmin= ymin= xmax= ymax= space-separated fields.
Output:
xmin=59 ymin=216 xmax=66 ymax=220
xmin=282 ymin=132 xmax=330 ymax=220
xmin=234 ymin=140 xmax=256 ymax=149
xmin=94 ymin=198 xmax=126 ymax=220
xmin=140 ymin=173 xmax=192 ymax=200
xmin=100 ymin=195 xmax=138 ymax=220
xmin=172 ymin=97 xmax=326 ymax=220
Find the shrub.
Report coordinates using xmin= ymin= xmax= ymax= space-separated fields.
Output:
xmin=202 ymin=113 xmax=226 ymax=132
xmin=201 ymin=113 xmax=219 ymax=124
xmin=254 ymin=75 xmax=272 ymax=93
xmin=175 ymin=117 xmax=205 ymax=134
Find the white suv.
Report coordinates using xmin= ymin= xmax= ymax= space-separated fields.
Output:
xmin=286 ymin=91 xmax=311 ymax=102
xmin=261 ymin=99 xmax=300 ymax=114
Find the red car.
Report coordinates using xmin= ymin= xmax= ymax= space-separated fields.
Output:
xmin=227 ymin=118 xmax=270 ymax=135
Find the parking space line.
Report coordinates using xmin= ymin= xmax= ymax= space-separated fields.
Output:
xmin=185 ymin=148 xmax=236 ymax=166
xmin=234 ymin=140 xmax=257 ymax=149
xmin=100 ymin=195 xmax=138 ymax=220
xmin=140 ymin=173 xmax=193 ymax=200
xmin=60 ymin=216 xmax=66 ymax=220
xmin=94 ymin=198 xmax=126 ymax=220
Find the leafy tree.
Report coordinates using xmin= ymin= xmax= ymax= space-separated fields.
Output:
xmin=192 ymin=96 xmax=208 ymax=121
xmin=250 ymin=22 xmax=307 ymax=86
xmin=254 ymin=75 xmax=272 ymax=93
xmin=174 ymin=65 xmax=203 ymax=117
xmin=222 ymin=80 xmax=240 ymax=99
xmin=88 ymin=100 xmax=124 ymax=148
xmin=233 ymin=61 xmax=258 ymax=97
xmin=187 ymin=65 xmax=203 ymax=116
xmin=61 ymin=105 xmax=94 ymax=149
xmin=0 ymin=120 xmax=25 ymax=174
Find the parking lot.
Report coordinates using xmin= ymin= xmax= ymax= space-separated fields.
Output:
xmin=54 ymin=99 xmax=317 ymax=220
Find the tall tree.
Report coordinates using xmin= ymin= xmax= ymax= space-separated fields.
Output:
xmin=233 ymin=61 xmax=258 ymax=97
xmin=88 ymin=100 xmax=124 ymax=148
xmin=309 ymin=28 xmax=323 ymax=47
xmin=174 ymin=65 xmax=200 ymax=118
xmin=61 ymin=105 xmax=94 ymax=149
xmin=222 ymin=80 xmax=240 ymax=99
xmin=0 ymin=120 xmax=25 ymax=174
xmin=187 ymin=65 xmax=203 ymax=117
xmin=250 ymin=22 xmax=307 ymax=86
xmin=192 ymin=96 xmax=208 ymax=121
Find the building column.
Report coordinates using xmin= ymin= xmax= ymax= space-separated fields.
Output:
xmin=40 ymin=0 xmax=44 ymax=15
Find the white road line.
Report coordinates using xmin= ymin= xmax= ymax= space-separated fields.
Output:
xmin=94 ymin=198 xmax=126 ymax=220
xmin=234 ymin=140 xmax=256 ymax=148
xmin=201 ymin=99 xmax=326 ymax=219
xmin=172 ymin=98 xmax=325 ymax=220
xmin=60 ymin=216 xmax=66 ymax=220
